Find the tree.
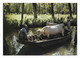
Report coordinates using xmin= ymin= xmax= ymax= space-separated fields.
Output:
xmin=75 ymin=3 xmax=77 ymax=14
xmin=48 ymin=3 xmax=51 ymax=14
xmin=68 ymin=3 xmax=72 ymax=17
xmin=39 ymin=3 xmax=40 ymax=14
xmin=3 ymin=3 xmax=10 ymax=14
xmin=16 ymin=3 xmax=20 ymax=14
xmin=20 ymin=3 xmax=24 ymax=26
xmin=51 ymin=3 xmax=55 ymax=22
xmin=8 ymin=3 xmax=10 ymax=13
xmin=33 ymin=3 xmax=37 ymax=19
xmin=72 ymin=3 xmax=77 ymax=14
xmin=73 ymin=3 xmax=75 ymax=14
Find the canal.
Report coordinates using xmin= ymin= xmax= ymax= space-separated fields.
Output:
xmin=4 ymin=26 xmax=77 ymax=55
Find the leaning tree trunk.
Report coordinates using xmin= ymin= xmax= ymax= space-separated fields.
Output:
xmin=68 ymin=3 xmax=72 ymax=18
xmin=51 ymin=3 xmax=55 ymax=22
xmin=33 ymin=3 xmax=37 ymax=19
xmin=20 ymin=3 xmax=24 ymax=26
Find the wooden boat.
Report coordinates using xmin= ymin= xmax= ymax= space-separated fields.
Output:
xmin=17 ymin=31 xmax=72 ymax=47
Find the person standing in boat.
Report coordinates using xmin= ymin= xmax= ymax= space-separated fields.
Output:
xmin=58 ymin=17 xmax=63 ymax=23
xmin=67 ymin=16 xmax=71 ymax=30
xmin=19 ymin=24 xmax=28 ymax=40
xmin=60 ymin=17 xmax=63 ymax=23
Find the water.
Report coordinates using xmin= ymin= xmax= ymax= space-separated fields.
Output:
xmin=4 ymin=26 xmax=77 ymax=55
xmin=5 ymin=32 xmax=24 ymax=55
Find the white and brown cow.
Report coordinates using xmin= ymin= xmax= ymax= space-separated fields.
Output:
xmin=37 ymin=23 xmax=64 ymax=38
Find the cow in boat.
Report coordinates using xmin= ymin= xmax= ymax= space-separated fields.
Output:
xmin=37 ymin=23 xmax=65 ymax=38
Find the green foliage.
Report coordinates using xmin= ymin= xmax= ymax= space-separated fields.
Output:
xmin=63 ymin=6 xmax=69 ymax=14
xmin=3 ymin=3 xmax=77 ymax=14
xmin=3 ymin=3 xmax=10 ymax=14
xmin=4 ymin=3 xmax=77 ymax=27
xmin=4 ymin=15 xmax=18 ymax=31
xmin=5 ymin=14 xmax=77 ymax=28
xmin=24 ymin=3 xmax=33 ymax=14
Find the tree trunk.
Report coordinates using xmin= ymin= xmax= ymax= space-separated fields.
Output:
xmin=20 ymin=3 xmax=24 ymax=26
xmin=68 ymin=3 xmax=72 ymax=17
xmin=51 ymin=3 xmax=55 ymax=22
xmin=48 ymin=3 xmax=51 ymax=14
xmin=73 ymin=3 xmax=75 ymax=14
xmin=33 ymin=3 xmax=37 ymax=19
xmin=44 ymin=3 xmax=45 ymax=14
xmin=16 ymin=3 xmax=20 ymax=14
xmin=16 ymin=4 xmax=18 ymax=14
xmin=75 ymin=3 xmax=77 ymax=19
xmin=39 ymin=3 xmax=40 ymax=14
xmin=8 ymin=3 xmax=10 ymax=13
xmin=75 ymin=3 xmax=77 ymax=14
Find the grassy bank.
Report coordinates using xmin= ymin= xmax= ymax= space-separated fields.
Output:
xmin=4 ymin=14 xmax=77 ymax=28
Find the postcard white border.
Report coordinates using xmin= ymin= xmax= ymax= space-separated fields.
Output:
xmin=0 ymin=0 xmax=80 ymax=58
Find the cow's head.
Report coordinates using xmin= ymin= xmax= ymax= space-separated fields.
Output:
xmin=37 ymin=29 xmax=44 ymax=35
xmin=37 ymin=29 xmax=41 ymax=35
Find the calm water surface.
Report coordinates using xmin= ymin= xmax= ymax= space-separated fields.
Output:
xmin=5 ymin=26 xmax=77 ymax=55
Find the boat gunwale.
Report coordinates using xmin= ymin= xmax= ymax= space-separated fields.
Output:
xmin=17 ymin=31 xmax=72 ymax=44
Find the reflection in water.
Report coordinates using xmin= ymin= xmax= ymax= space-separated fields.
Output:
xmin=12 ymin=36 xmax=24 ymax=54
xmin=5 ymin=27 xmax=77 ymax=55
xmin=5 ymin=32 xmax=24 ymax=55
